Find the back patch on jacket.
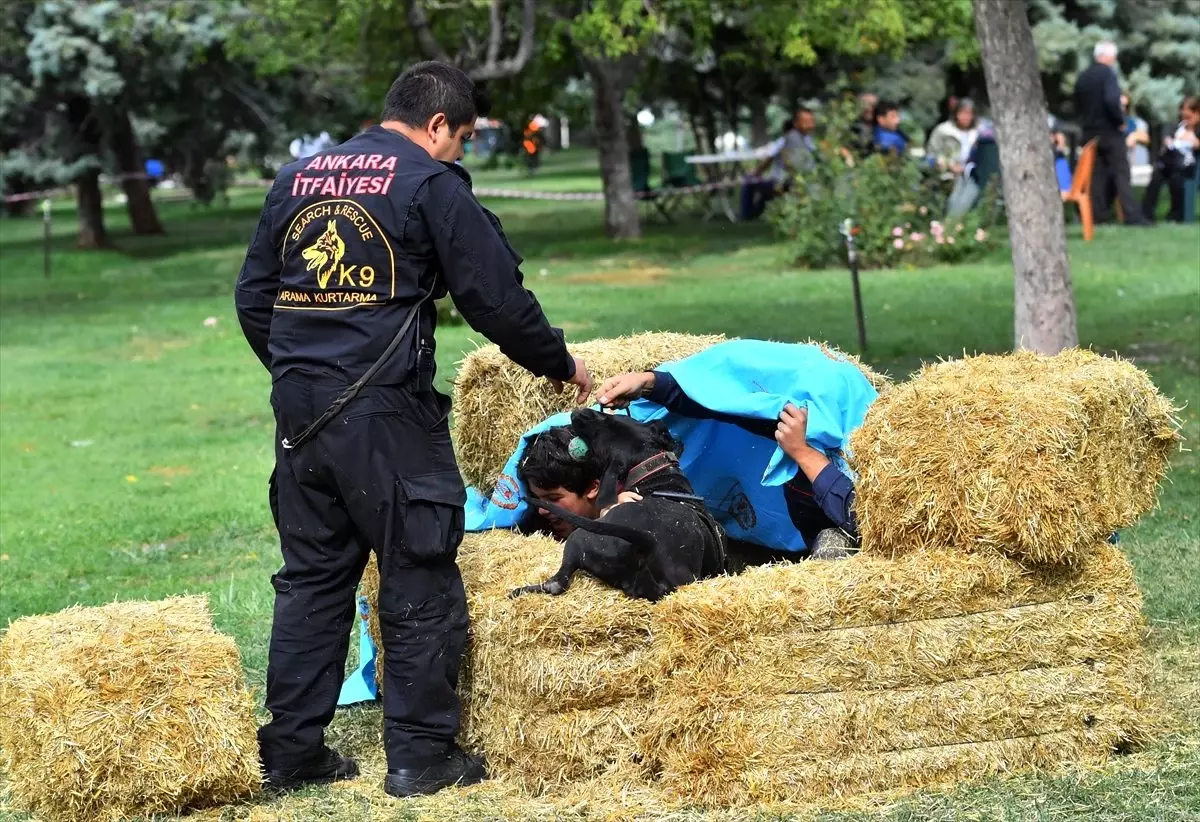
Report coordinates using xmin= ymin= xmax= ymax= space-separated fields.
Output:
xmin=277 ymin=198 xmax=395 ymax=310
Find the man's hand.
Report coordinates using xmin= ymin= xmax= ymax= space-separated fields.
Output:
xmin=601 ymin=491 xmax=642 ymax=518
xmin=776 ymin=403 xmax=831 ymax=483
xmin=550 ymin=356 xmax=593 ymax=405
xmin=597 ymin=371 xmax=656 ymax=409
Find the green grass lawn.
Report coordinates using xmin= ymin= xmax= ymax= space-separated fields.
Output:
xmin=1 ymin=152 xmax=1198 ymax=820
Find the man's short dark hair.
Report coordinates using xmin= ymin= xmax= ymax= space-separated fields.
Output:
xmin=518 ymin=427 xmax=599 ymax=495
xmin=874 ymin=100 xmax=900 ymax=123
xmin=380 ymin=61 xmax=490 ymax=130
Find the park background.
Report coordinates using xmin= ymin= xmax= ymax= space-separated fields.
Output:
xmin=1 ymin=0 xmax=1199 ymax=819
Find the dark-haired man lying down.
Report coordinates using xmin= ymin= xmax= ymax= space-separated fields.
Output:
xmin=595 ymin=370 xmax=858 ymax=558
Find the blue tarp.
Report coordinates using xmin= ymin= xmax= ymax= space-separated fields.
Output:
xmin=464 ymin=340 xmax=879 ymax=553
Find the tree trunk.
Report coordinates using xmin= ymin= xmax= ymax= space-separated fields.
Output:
xmin=75 ymin=169 xmax=110 ymax=249
xmin=973 ymin=0 xmax=1078 ymax=354
xmin=111 ymin=111 xmax=164 ymax=235
xmin=749 ymin=99 xmax=770 ymax=147
xmin=588 ymin=59 xmax=640 ymax=239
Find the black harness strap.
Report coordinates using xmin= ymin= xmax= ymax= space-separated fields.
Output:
xmin=281 ymin=289 xmax=434 ymax=452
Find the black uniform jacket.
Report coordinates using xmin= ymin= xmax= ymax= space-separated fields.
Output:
xmin=235 ymin=125 xmax=574 ymax=387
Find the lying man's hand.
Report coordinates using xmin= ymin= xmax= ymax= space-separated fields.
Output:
xmin=601 ymin=491 xmax=643 ymax=518
xmin=597 ymin=371 xmax=655 ymax=409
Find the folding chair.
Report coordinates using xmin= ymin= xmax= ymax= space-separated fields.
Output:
xmin=630 ymin=148 xmax=672 ymax=223
xmin=660 ymin=151 xmax=705 ymax=217
xmin=1063 ymin=139 xmax=1100 ymax=241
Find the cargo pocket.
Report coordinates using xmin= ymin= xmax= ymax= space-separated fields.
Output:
xmin=398 ymin=471 xmax=467 ymax=563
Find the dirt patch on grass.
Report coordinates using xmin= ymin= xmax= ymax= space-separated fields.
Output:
xmin=127 ymin=336 xmax=193 ymax=362
xmin=568 ymin=265 xmax=670 ymax=285
xmin=149 ymin=465 xmax=194 ymax=479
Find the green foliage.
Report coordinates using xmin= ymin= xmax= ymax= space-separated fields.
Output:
xmin=768 ymin=98 xmax=997 ymax=269
xmin=1031 ymin=0 xmax=1200 ymax=124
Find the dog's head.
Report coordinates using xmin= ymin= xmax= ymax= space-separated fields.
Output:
xmin=569 ymin=409 xmax=680 ymax=509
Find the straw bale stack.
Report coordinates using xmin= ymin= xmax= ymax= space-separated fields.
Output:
xmin=363 ymin=534 xmax=1153 ymax=804
xmin=453 ymin=332 xmax=725 ymax=492
xmin=0 ymin=596 xmax=261 ymax=822
xmin=850 ymin=349 xmax=1180 ymax=565
xmin=640 ymin=542 xmax=1157 ymax=806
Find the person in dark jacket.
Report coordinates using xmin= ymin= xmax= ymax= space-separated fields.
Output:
xmin=235 ymin=61 xmax=593 ymax=798
xmin=594 ymin=370 xmax=857 ymax=554
xmin=1073 ymin=41 xmax=1149 ymax=226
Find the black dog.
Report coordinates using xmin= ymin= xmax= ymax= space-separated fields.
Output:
xmin=509 ymin=408 xmax=727 ymax=602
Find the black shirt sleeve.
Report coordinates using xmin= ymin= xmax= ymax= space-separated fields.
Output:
xmin=234 ymin=188 xmax=281 ymax=371
xmin=646 ymin=371 xmax=777 ymax=439
xmin=810 ymin=463 xmax=858 ymax=536
xmin=1102 ymin=68 xmax=1124 ymax=128
xmin=418 ymin=173 xmax=574 ymax=381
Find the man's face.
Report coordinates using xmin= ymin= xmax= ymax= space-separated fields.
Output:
xmin=955 ymin=107 xmax=974 ymax=130
xmin=528 ymin=482 xmax=601 ymax=539
xmin=860 ymin=94 xmax=878 ymax=119
xmin=880 ymin=109 xmax=901 ymax=131
xmin=795 ymin=111 xmax=816 ymax=135
xmin=1121 ymin=94 xmax=1130 ymax=112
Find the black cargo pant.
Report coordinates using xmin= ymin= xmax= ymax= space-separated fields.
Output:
xmin=1088 ymin=130 xmax=1146 ymax=225
xmin=257 ymin=374 xmax=468 ymax=771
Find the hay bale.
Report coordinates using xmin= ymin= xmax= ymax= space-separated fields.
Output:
xmin=0 ymin=596 xmax=260 ymax=822
xmin=651 ymin=544 xmax=1143 ymax=696
xmin=460 ymin=699 xmax=647 ymax=793
xmin=642 ymin=542 xmax=1156 ymax=806
xmin=850 ymin=349 xmax=1181 ymax=564
xmin=361 ymin=532 xmax=657 ymax=709
xmin=645 ymin=663 xmax=1149 ymax=806
xmin=453 ymin=332 xmax=725 ymax=492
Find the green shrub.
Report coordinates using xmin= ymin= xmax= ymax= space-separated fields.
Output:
xmin=767 ymin=98 xmax=1000 ymax=270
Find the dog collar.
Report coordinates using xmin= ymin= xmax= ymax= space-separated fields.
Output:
xmin=624 ymin=451 xmax=679 ymax=491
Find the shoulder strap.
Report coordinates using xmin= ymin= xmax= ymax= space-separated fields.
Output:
xmin=281 ymin=287 xmax=435 ymax=451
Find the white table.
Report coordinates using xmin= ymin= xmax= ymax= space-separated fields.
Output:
xmin=685 ymin=146 xmax=779 ymax=222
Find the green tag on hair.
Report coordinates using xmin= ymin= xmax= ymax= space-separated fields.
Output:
xmin=568 ymin=436 xmax=589 ymax=461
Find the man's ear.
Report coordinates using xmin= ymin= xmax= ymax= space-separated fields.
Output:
xmin=584 ymin=479 xmax=601 ymax=503
xmin=428 ymin=112 xmax=448 ymax=140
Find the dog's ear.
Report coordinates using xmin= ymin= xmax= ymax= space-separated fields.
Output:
xmin=647 ymin=419 xmax=682 ymax=457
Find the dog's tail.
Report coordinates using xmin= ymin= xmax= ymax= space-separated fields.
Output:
xmin=524 ymin=497 xmax=658 ymax=555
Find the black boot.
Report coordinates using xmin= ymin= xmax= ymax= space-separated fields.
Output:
xmin=263 ymin=746 xmax=359 ymax=792
xmin=385 ymin=746 xmax=487 ymax=797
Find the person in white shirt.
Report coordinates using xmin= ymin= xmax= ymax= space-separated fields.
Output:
xmin=1142 ymin=96 xmax=1199 ymax=223
xmin=925 ymin=99 xmax=978 ymax=178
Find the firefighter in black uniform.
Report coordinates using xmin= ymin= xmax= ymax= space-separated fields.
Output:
xmin=235 ymin=62 xmax=593 ymax=798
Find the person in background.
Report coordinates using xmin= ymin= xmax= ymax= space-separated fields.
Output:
xmin=1142 ymin=96 xmax=1200 ymax=223
xmin=1122 ymin=92 xmax=1151 ymax=168
xmin=741 ymin=108 xmax=818 ymax=220
xmin=1073 ymin=41 xmax=1149 ymax=226
xmin=521 ymin=118 xmax=543 ymax=175
xmin=926 ymin=98 xmax=978 ymax=178
xmin=853 ymin=92 xmax=879 ymax=157
xmin=1051 ymin=120 xmax=1073 ymax=199
xmin=872 ymin=101 xmax=908 ymax=157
